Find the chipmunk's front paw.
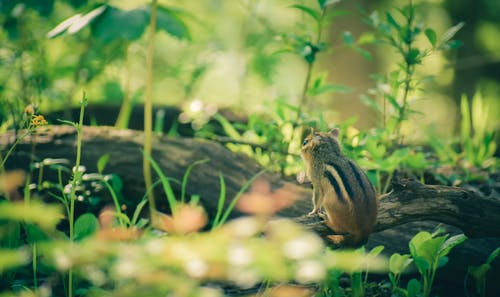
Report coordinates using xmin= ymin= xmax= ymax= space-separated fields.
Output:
xmin=307 ymin=209 xmax=319 ymax=216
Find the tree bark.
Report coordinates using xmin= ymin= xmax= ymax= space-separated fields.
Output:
xmin=1 ymin=125 xmax=499 ymax=239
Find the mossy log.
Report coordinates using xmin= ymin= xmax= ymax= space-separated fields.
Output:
xmin=2 ymin=125 xmax=499 ymax=240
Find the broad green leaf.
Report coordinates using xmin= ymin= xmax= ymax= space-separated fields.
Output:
xmin=26 ymin=224 xmax=49 ymax=243
xmin=368 ymin=245 xmax=385 ymax=257
xmin=413 ymin=256 xmax=429 ymax=274
xmin=389 ymin=253 xmax=412 ymax=274
xmin=97 ymin=153 xmax=110 ymax=174
xmin=437 ymin=255 xmax=449 ymax=268
xmin=424 ymin=28 xmax=437 ymax=47
xmin=91 ymin=6 xmax=148 ymax=43
xmin=74 ymin=213 xmax=99 ymax=241
xmin=155 ymin=6 xmax=190 ymax=40
xmin=342 ymin=31 xmax=355 ymax=45
xmin=290 ymin=4 xmax=320 ymax=22
xmin=407 ymin=278 xmax=422 ymax=297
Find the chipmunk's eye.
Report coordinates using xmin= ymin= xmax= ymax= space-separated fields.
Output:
xmin=302 ymin=139 xmax=309 ymax=146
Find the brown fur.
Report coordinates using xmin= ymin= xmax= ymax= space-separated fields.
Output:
xmin=301 ymin=128 xmax=377 ymax=247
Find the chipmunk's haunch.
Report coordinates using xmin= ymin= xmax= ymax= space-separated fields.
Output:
xmin=301 ymin=128 xmax=377 ymax=247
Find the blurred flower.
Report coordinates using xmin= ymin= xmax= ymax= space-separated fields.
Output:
xmin=265 ymin=285 xmax=315 ymax=297
xmin=228 ymin=243 xmax=253 ymax=266
xmin=184 ymin=258 xmax=208 ymax=278
xmin=237 ymin=178 xmax=298 ymax=215
xmin=283 ymin=233 xmax=324 ymax=260
xmin=294 ymin=260 xmax=326 ymax=284
xmin=0 ymin=170 xmax=26 ymax=200
xmin=153 ymin=204 xmax=207 ymax=234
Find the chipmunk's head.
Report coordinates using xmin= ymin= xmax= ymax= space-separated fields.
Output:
xmin=301 ymin=128 xmax=342 ymax=162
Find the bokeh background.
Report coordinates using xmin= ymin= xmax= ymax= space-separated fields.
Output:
xmin=1 ymin=0 xmax=499 ymax=141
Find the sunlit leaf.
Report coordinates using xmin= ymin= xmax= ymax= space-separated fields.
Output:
xmin=290 ymin=4 xmax=320 ymax=22
xmin=0 ymin=248 xmax=30 ymax=273
xmin=91 ymin=6 xmax=148 ymax=43
xmin=155 ymin=6 xmax=190 ymax=40
xmin=424 ymin=28 xmax=437 ymax=47
xmin=74 ymin=213 xmax=99 ymax=241
xmin=0 ymin=201 xmax=62 ymax=231
xmin=97 ymin=153 xmax=110 ymax=174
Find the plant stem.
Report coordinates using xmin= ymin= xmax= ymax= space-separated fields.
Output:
xmin=0 ymin=130 xmax=30 ymax=168
xmin=296 ymin=7 xmax=327 ymax=123
xmin=67 ymin=95 xmax=86 ymax=297
xmin=144 ymin=0 xmax=158 ymax=220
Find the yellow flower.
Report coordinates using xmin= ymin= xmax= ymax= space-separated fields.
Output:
xmin=31 ymin=115 xmax=48 ymax=127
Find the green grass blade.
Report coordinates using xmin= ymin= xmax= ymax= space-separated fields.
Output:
xmin=181 ymin=159 xmax=209 ymax=203
xmin=212 ymin=172 xmax=226 ymax=228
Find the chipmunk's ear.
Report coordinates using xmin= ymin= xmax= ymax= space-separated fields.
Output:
xmin=328 ymin=128 xmax=340 ymax=139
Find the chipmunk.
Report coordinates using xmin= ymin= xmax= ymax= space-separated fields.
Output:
xmin=301 ymin=128 xmax=377 ymax=247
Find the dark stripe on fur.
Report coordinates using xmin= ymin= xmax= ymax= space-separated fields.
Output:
xmin=323 ymin=170 xmax=347 ymax=204
xmin=348 ymin=160 xmax=375 ymax=200
xmin=327 ymin=162 xmax=354 ymax=199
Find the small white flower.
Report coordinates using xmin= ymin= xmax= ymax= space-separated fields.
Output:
xmin=184 ymin=258 xmax=208 ymax=278
xmin=228 ymin=244 xmax=252 ymax=266
xmin=283 ymin=233 xmax=323 ymax=260
xmin=295 ymin=260 xmax=326 ymax=284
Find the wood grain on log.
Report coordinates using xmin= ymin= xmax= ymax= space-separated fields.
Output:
xmin=1 ymin=126 xmax=499 ymax=239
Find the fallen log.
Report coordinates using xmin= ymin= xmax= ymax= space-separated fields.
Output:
xmin=1 ymin=125 xmax=499 ymax=239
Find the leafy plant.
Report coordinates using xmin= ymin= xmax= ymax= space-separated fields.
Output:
xmin=465 ymin=247 xmax=500 ymax=297
xmin=363 ymin=1 xmax=463 ymax=143
xmin=409 ymin=231 xmax=467 ymax=297
xmin=459 ymin=91 xmax=497 ymax=169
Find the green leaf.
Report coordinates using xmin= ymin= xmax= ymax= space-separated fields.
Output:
xmin=131 ymin=198 xmax=148 ymax=226
xmin=91 ymin=6 xmax=149 ymax=43
xmin=360 ymin=95 xmax=382 ymax=113
xmin=290 ymin=4 xmax=320 ymax=22
xmin=438 ymin=233 xmax=467 ymax=257
xmin=342 ymin=31 xmax=355 ymax=45
xmin=424 ymin=28 xmax=437 ymax=47
xmin=386 ymin=12 xmax=400 ymax=30
xmin=407 ymin=278 xmax=422 ymax=297
xmin=25 ymin=224 xmax=49 ymax=243
xmin=389 ymin=253 xmax=412 ymax=274
xmin=97 ymin=153 xmax=110 ymax=174
xmin=368 ymin=245 xmax=385 ymax=257
xmin=486 ymin=247 xmax=500 ymax=264
xmin=155 ymin=6 xmax=190 ymax=40
xmin=406 ymin=48 xmax=421 ymax=65
xmin=74 ymin=213 xmax=99 ymax=241
xmin=437 ymin=255 xmax=449 ymax=268
xmin=181 ymin=159 xmax=210 ymax=203
xmin=413 ymin=256 xmax=429 ymax=274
